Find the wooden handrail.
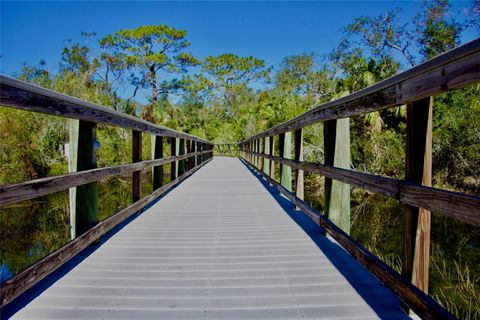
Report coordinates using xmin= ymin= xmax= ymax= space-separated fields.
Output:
xmin=0 ymin=158 xmax=212 ymax=307
xmin=239 ymin=39 xmax=480 ymax=319
xmin=0 ymin=150 xmax=212 ymax=206
xmin=250 ymin=152 xmax=480 ymax=226
xmin=241 ymin=157 xmax=455 ymax=320
xmin=241 ymin=38 xmax=480 ymax=143
xmin=0 ymin=75 xmax=211 ymax=144
xmin=0 ymin=77 xmax=214 ymax=308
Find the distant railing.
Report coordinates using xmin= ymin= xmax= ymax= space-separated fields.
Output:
xmin=239 ymin=38 xmax=480 ymax=320
xmin=0 ymin=76 xmax=214 ymax=307
xmin=214 ymin=143 xmax=240 ymax=157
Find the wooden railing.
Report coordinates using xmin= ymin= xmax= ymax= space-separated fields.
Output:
xmin=239 ymin=38 xmax=480 ymax=320
xmin=214 ymin=143 xmax=240 ymax=157
xmin=0 ymin=76 xmax=214 ymax=307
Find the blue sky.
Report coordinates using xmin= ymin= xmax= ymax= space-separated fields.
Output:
xmin=1 ymin=1 xmax=478 ymax=100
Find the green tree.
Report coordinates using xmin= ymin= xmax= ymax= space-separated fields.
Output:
xmin=415 ymin=0 xmax=463 ymax=60
xmin=100 ymin=25 xmax=200 ymax=122
xmin=343 ymin=9 xmax=415 ymax=66
xmin=275 ymin=53 xmax=336 ymax=102
xmin=199 ymin=53 xmax=270 ymax=108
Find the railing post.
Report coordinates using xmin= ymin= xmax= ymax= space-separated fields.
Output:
xmin=152 ymin=136 xmax=163 ymax=190
xmin=279 ymin=132 xmax=292 ymax=191
xmin=263 ymin=137 xmax=270 ymax=175
xmin=196 ymin=141 xmax=201 ymax=165
xmin=252 ymin=140 xmax=257 ymax=167
xmin=178 ymin=139 xmax=185 ymax=175
xmin=402 ymin=97 xmax=432 ymax=300
xmin=249 ymin=141 xmax=252 ymax=163
xmin=324 ymin=119 xmax=350 ymax=234
xmin=186 ymin=140 xmax=191 ymax=171
xmin=190 ymin=140 xmax=196 ymax=169
xmin=294 ymin=129 xmax=304 ymax=201
xmin=132 ymin=130 xmax=142 ymax=202
xmin=258 ymin=139 xmax=263 ymax=171
xmin=170 ymin=137 xmax=177 ymax=181
xmin=269 ymin=136 xmax=275 ymax=179
xmin=68 ymin=120 xmax=99 ymax=238
xmin=251 ymin=141 xmax=254 ymax=163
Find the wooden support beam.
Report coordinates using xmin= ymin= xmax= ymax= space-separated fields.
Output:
xmin=152 ymin=136 xmax=163 ymax=190
xmin=0 ymin=150 xmax=213 ymax=206
xmin=251 ymin=141 xmax=255 ymax=166
xmin=402 ymin=97 xmax=432 ymax=299
xmin=279 ymin=132 xmax=292 ymax=191
xmin=196 ymin=141 xmax=201 ymax=165
xmin=190 ymin=141 xmax=195 ymax=168
xmin=269 ymin=136 xmax=275 ymax=179
xmin=247 ymin=151 xmax=480 ymax=226
xmin=68 ymin=120 xmax=99 ymax=238
xmin=294 ymin=129 xmax=304 ymax=201
xmin=177 ymin=139 xmax=183 ymax=176
xmin=186 ymin=140 xmax=191 ymax=170
xmin=170 ymin=137 xmax=177 ymax=181
xmin=324 ymin=119 xmax=350 ymax=234
xmin=263 ymin=137 xmax=270 ymax=175
xmin=258 ymin=139 xmax=263 ymax=171
xmin=132 ymin=130 xmax=142 ymax=202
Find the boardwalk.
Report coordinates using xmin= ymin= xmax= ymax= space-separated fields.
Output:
xmin=8 ymin=157 xmax=408 ymax=319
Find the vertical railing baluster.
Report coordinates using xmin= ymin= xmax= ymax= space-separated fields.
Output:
xmin=152 ymin=136 xmax=163 ymax=190
xmin=279 ymin=132 xmax=292 ymax=191
xmin=178 ymin=139 xmax=185 ymax=176
xmin=263 ymin=137 xmax=270 ymax=175
xmin=269 ymin=136 xmax=275 ymax=179
xmin=294 ymin=129 xmax=304 ymax=201
xmin=68 ymin=120 xmax=99 ymax=238
xmin=323 ymin=119 xmax=350 ymax=234
xmin=186 ymin=140 xmax=191 ymax=171
xmin=402 ymin=97 xmax=432 ymax=305
xmin=132 ymin=130 xmax=142 ymax=202
xmin=258 ymin=139 xmax=263 ymax=171
xmin=170 ymin=137 xmax=177 ymax=181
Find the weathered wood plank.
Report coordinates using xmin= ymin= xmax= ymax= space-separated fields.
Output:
xmin=0 ymin=158 xmax=212 ymax=308
xmin=248 ymin=152 xmax=480 ymax=226
xmin=0 ymin=76 xmax=211 ymax=144
xmin=402 ymin=97 xmax=432 ymax=298
xmin=241 ymin=156 xmax=456 ymax=320
xmin=189 ymin=140 xmax=195 ymax=169
xmin=269 ymin=136 xmax=275 ymax=179
xmin=132 ymin=131 xmax=142 ymax=202
xmin=242 ymin=38 xmax=480 ymax=143
xmin=324 ymin=119 xmax=350 ymax=234
xmin=279 ymin=132 xmax=292 ymax=191
xmin=0 ymin=151 xmax=212 ymax=206
xmin=258 ymin=139 xmax=263 ymax=171
xmin=170 ymin=138 xmax=177 ymax=181
xmin=68 ymin=119 xmax=79 ymax=240
xmin=71 ymin=120 xmax=99 ymax=237
xmin=152 ymin=136 xmax=164 ymax=190
xmin=294 ymin=129 xmax=304 ymax=201
xmin=178 ymin=139 xmax=185 ymax=176
xmin=263 ymin=137 xmax=270 ymax=176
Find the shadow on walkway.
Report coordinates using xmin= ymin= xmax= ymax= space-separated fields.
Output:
xmin=1 ymin=173 xmax=195 ymax=319
xmin=240 ymin=159 xmax=409 ymax=320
